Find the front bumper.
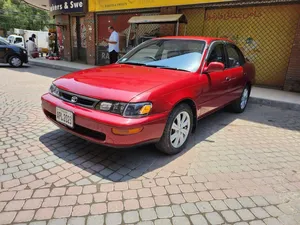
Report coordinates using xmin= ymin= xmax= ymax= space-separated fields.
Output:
xmin=41 ymin=93 xmax=168 ymax=148
xmin=21 ymin=53 xmax=28 ymax=63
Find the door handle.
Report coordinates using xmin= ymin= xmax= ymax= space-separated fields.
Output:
xmin=225 ymin=77 xmax=231 ymax=81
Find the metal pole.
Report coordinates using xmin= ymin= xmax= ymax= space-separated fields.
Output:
xmin=126 ymin=24 xmax=131 ymax=49
xmin=184 ymin=24 xmax=187 ymax=36
xmin=176 ymin=21 xmax=179 ymax=36
xmin=135 ymin=24 xmax=139 ymax=46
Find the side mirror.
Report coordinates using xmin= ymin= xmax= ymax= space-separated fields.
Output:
xmin=203 ymin=62 xmax=225 ymax=73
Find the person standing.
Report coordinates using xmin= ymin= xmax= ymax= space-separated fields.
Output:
xmin=31 ymin=34 xmax=36 ymax=43
xmin=27 ymin=37 xmax=36 ymax=59
xmin=103 ymin=26 xmax=119 ymax=64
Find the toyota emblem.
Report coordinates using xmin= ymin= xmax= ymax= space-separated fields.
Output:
xmin=71 ymin=96 xmax=78 ymax=103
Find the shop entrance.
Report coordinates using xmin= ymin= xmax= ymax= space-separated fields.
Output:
xmin=72 ymin=16 xmax=87 ymax=63
xmin=96 ymin=12 xmax=160 ymax=65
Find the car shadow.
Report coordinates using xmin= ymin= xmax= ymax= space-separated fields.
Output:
xmin=0 ymin=64 xmax=30 ymax=68
xmin=39 ymin=103 xmax=299 ymax=183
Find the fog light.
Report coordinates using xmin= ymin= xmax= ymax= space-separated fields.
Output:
xmin=112 ymin=127 xmax=143 ymax=135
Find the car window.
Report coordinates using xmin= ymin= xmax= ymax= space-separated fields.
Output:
xmin=8 ymin=37 xmax=13 ymax=43
xmin=128 ymin=43 xmax=160 ymax=61
xmin=119 ymin=39 xmax=206 ymax=72
xmin=207 ymin=43 xmax=226 ymax=65
xmin=226 ymin=44 xmax=244 ymax=68
xmin=15 ymin=37 xmax=23 ymax=43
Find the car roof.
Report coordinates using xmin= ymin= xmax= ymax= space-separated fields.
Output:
xmin=154 ymin=36 xmax=234 ymax=44
xmin=8 ymin=35 xmax=20 ymax=37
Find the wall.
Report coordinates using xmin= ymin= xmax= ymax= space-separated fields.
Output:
xmin=180 ymin=4 xmax=300 ymax=89
xmin=160 ymin=7 xmax=177 ymax=36
xmin=284 ymin=17 xmax=300 ymax=92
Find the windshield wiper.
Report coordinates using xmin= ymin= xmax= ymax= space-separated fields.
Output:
xmin=145 ymin=65 xmax=190 ymax=72
xmin=119 ymin=62 xmax=190 ymax=72
xmin=118 ymin=62 xmax=146 ymax=66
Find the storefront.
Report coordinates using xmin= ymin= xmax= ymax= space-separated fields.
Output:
xmin=95 ymin=10 xmax=162 ymax=65
xmin=50 ymin=0 xmax=89 ymax=63
xmin=79 ymin=0 xmax=300 ymax=91
xmin=89 ymin=0 xmax=234 ymax=65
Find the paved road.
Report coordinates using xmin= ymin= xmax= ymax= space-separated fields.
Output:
xmin=1 ymin=64 xmax=300 ymax=225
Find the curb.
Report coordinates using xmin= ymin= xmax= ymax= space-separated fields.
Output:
xmin=28 ymin=61 xmax=92 ymax=73
xmin=249 ymin=97 xmax=300 ymax=111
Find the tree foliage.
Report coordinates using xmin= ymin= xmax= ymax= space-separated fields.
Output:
xmin=0 ymin=0 xmax=52 ymax=32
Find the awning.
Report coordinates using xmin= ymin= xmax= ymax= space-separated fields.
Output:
xmin=128 ymin=14 xmax=188 ymax=24
xmin=22 ymin=0 xmax=49 ymax=10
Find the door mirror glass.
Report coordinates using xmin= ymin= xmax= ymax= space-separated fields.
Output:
xmin=203 ymin=62 xmax=225 ymax=73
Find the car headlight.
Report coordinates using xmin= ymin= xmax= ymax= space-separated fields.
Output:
xmin=49 ymin=84 xmax=60 ymax=97
xmin=96 ymin=101 xmax=152 ymax=117
xmin=123 ymin=102 xmax=152 ymax=117
xmin=23 ymin=50 xmax=27 ymax=54
xmin=96 ymin=101 xmax=127 ymax=115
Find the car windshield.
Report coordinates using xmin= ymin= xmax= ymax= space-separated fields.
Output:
xmin=118 ymin=39 xmax=206 ymax=72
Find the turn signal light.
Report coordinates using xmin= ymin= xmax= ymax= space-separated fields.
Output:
xmin=139 ymin=105 xmax=152 ymax=115
xmin=112 ymin=127 xmax=143 ymax=135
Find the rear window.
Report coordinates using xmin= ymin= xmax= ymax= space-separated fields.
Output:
xmin=15 ymin=37 xmax=23 ymax=43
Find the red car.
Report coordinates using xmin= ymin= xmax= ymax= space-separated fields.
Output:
xmin=41 ymin=36 xmax=255 ymax=155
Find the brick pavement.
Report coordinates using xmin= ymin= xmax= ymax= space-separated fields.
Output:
xmin=0 ymin=66 xmax=300 ymax=224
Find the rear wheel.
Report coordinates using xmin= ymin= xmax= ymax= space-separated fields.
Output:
xmin=9 ymin=55 xmax=23 ymax=68
xmin=156 ymin=104 xmax=193 ymax=155
xmin=229 ymin=85 xmax=251 ymax=113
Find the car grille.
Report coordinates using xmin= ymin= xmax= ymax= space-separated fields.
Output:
xmin=59 ymin=89 xmax=98 ymax=108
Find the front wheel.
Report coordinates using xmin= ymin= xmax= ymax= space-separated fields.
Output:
xmin=9 ymin=55 xmax=23 ymax=68
xmin=156 ymin=104 xmax=193 ymax=155
xmin=229 ymin=85 xmax=251 ymax=113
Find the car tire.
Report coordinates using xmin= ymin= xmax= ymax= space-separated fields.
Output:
xmin=156 ymin=103 xmax=193 ymax=155
xmin=229 ymin=84 xmax=251 ymax=113
xmin=9 ymin=55 xmax=23 ymax=68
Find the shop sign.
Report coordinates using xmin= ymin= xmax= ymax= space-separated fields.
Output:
xmin=49 ymin=0 xmax=85 ymax=14
xmin=89 ymin=0 xmax=236 ymax=12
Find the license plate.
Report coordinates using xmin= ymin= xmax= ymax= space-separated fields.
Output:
xmin=56 ymin=107 xmax=74 ymax=128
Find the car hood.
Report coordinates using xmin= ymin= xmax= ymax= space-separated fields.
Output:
xmin=8 ymin=45 xmax=25 ymax=51
xmin=54 ymin=64 xmax=189 ymax=102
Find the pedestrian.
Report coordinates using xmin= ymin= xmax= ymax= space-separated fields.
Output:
xmin=31 ymin=34 xmax=36 ymax=43
xmin=103 ymin=26 xmax=119 ymax=64
xmin=27 ymin=37 xmax=36 ymax=59
xmin=46 ymin=33 xmax=52 ymax=56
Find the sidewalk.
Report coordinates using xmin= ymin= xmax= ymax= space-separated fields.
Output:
xmin=250 ymin=86 xmax=300 ymax=111
xmin=28 ymin=57 xmax=96 ymax=72
xmin=28 ymin=57 xmax=300 ymax=110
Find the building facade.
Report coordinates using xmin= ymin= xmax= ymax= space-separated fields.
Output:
xmin=52 ymin=0 xmax=300 ymax=92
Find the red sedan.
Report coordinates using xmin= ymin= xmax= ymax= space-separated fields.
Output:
xmin=41 ymin=36 xmax=255 ymax=155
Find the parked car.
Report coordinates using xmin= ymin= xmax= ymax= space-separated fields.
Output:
xmin=41 ymin=36 xmax=255 ymax=155
xmin=7 ymin=35 xmax=25 ymax=48
xmin=0 ymin=37 xmax=28 ymax=67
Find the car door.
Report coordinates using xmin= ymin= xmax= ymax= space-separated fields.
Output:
xmin=0 ymin=40 xmax=8 ymax=63
xmin=224 ymin=43 xmax=246 ymax=100
xmin=197 ymin=41 xmax=232 ymax=116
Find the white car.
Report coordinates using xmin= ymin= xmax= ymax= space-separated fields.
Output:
xmin=7 ymin=35 xmax=25 ymax=48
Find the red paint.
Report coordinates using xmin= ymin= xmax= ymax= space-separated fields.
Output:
xmin=41 ymin=36 xmax=255 ymax=148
